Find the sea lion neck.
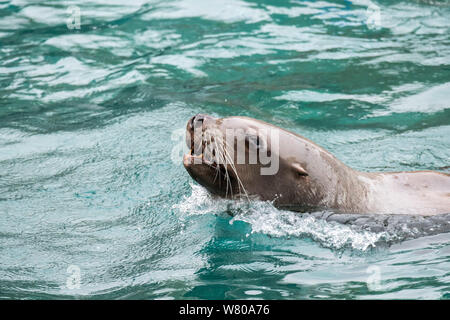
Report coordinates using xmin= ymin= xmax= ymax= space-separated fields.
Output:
xmin=281 ymin=132 xmax=370 ymax=213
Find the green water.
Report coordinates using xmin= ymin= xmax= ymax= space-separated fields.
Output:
xmin=1 ymin=0 xmax=450 ymax=299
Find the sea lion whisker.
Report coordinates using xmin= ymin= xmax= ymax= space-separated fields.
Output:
xmin=222 ymin=145 xmax=249 ymax=200
xmin=213 ymin=137 xmax=225 ymax=187
xmin=212 ymin=136 xmax=231 ymax=197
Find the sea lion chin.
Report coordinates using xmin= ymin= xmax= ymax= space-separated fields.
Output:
xmin=183 ymin=114 xmax=450 ymax=216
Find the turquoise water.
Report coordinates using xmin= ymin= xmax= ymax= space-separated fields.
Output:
xmin=1 ymin=0 xmax=450 ymax=299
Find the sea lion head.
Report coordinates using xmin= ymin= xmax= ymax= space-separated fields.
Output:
xmin=183 ymin=114 xmax=315 ymax=208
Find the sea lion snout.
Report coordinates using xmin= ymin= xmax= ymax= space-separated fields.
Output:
xmin=187 ymin=114 xmax=215 ymax=132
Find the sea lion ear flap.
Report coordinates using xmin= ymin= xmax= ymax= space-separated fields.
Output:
xmin=292 ymin=163 xmax=308 ymax=176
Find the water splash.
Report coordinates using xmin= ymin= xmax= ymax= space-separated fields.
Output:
xmin=174 ymin=184 xmax=385 ymax=251
xmin=232 ymin=205 xmax=384 ymax=251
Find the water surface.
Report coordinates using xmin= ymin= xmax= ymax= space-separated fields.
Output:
xmin=0 ymin=0 xmax=449 ymax=299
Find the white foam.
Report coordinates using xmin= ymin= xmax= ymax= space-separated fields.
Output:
xmin=174 ymin=184 xmax=385 ymax=251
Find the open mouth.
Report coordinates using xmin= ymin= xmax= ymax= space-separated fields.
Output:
xmin=184 ymin=126 xmax=203 ymax=162
xmin=184 ymin=121 xmax=226 ymax=175
xmin=183 ymin=116 xmax=238 ymax=195
xmin=184 ymin=134 xmax=216 ymax=169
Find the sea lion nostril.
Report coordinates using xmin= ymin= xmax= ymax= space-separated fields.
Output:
xmin=189 ymin=114 xmax=213 ymax=129
xmin=193 ymin=114 xmax=206 ymax=126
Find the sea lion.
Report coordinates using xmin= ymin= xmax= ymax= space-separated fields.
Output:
xmin=183 ymin=114 xmax=450 ymax=216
